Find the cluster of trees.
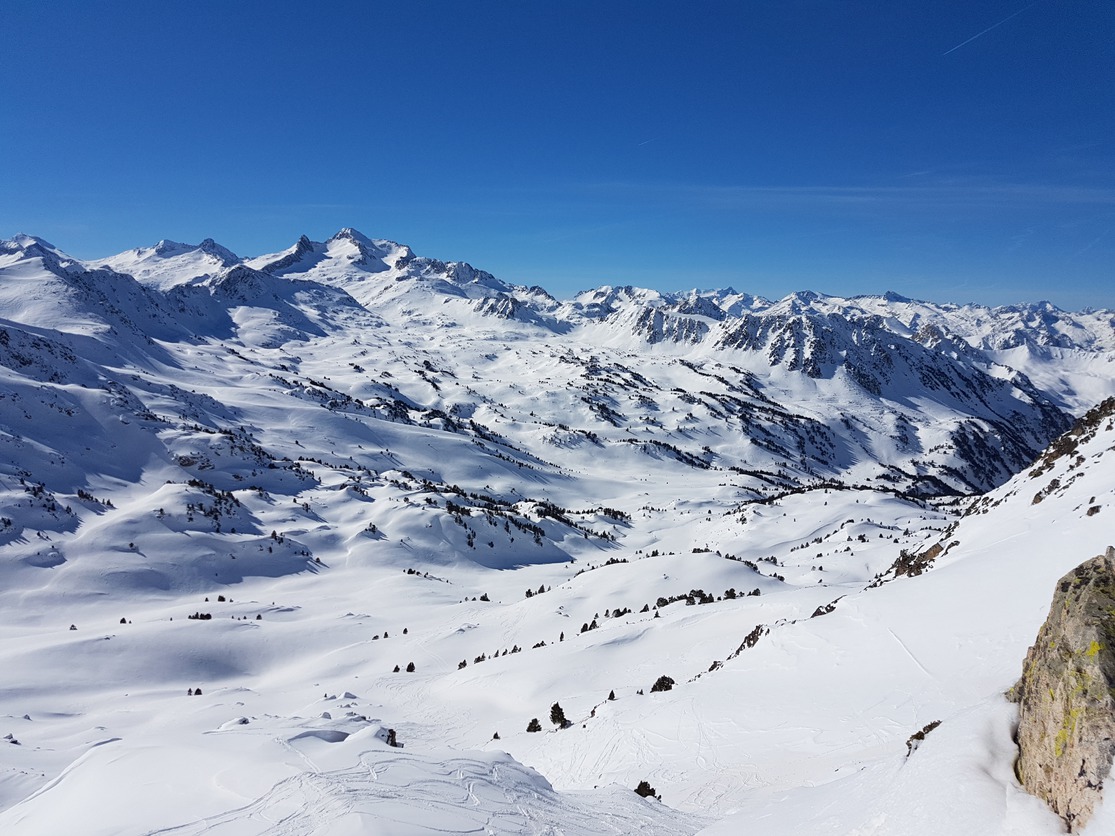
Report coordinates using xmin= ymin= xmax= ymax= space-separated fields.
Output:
xmin=722 ymin=587 xmax=761 ymax=600
xmin=462 ymin=644 xmax=523 ymax=667
xmin=527 ymin=702 xmax=571 ymax=732
xmin=573 ymin=556 xmax=630 ymax=578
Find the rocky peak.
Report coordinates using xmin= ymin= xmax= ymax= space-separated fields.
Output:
xmin=197 ymin=238 xmax=239 ymax=264
xmin=258 ymin=235 xmax=318 ymax=274
xmin=672 ymin=293 xmax=727 ymax=321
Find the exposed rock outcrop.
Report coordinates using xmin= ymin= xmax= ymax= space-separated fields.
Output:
xmin=1014 ymin=547 xmax=1115 ymax=831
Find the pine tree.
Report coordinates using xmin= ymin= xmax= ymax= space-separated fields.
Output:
xmin=650 ymin=675 xmax=675 ymax=693
xmin=526 ymin=718 xmax=542 ymax=732
xmin=550 ymin=702 xmax=567 ymax=727
xmin=608 ymin=689 xmax=616 ymax=701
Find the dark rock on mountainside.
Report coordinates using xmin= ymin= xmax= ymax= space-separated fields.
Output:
xmin=1013 ymin=547 xmax=1115 ymax=831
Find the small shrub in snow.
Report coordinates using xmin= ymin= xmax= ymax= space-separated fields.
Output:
xmin=905 ymin=720 xmax=941 ymax=756
xmin=526 ymin=718 xmax=542 ymax=733
xmin=634 ymin=780 xmax=661 ymax=801
xmin=650 ymin=675 xmax=674 ymax=693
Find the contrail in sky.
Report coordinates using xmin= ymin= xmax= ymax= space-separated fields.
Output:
xmin=942 ymin=1 xmax=1041 ymax=55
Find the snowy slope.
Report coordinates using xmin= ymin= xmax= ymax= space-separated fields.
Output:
xmin=699 ymin=396 xmax=1115 ymax=834
xmin=0 ymin=229 xmax=1113 ymax=833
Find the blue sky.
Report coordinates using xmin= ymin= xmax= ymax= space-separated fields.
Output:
xmin=3 ymin=0 xmax=1113 ymax=308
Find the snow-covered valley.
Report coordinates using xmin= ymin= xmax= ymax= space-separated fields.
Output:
xmin=1 ymin=229 xmax=1114 ymax=834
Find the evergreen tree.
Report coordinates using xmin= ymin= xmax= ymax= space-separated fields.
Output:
xmin=550 ymin=702 xmax=567 ymax=727
xmin=650 ymin=675 xmax=675 ymax=693
xmin=526 ymin=718 xmax=542 ymax=733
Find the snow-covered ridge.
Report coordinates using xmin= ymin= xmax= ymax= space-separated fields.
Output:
xmin=2 ymin=228 xmax=1112 ymax=497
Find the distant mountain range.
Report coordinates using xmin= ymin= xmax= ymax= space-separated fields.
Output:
xmin=2 ymin=228 xmax=1112 ymax=510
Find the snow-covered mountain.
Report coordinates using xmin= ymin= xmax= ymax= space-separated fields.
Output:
xmin=1 ymin=229 xmax=1113 ymax=833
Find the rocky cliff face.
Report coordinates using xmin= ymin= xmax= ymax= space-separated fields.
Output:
xmin=1015 ymin=547 xmax=1115 ymax=831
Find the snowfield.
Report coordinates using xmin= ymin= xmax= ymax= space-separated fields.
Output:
xmin=1 ymin=229 xmax=1114 ymax=834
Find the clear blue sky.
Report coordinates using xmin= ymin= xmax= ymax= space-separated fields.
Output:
xmin=4 ymin=0 xmax=1113 ymax=308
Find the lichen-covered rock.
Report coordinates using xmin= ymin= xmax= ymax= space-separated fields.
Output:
xmin=1014 ymin=547 xmax=1115 ymax=831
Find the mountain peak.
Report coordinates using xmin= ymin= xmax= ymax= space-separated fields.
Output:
xmin=331 ymin=227 xmax=371 ymax=244
xmin=0 ymin=233 xmax=72 ymax=267
xmin=2 ymin=233 xmax=69 ymax=259
xmin=788 ymin=290 xmax=825 ymax=303
xmin=153 ymin=239 xmax=190 ymax=256
xmin=197 ymin=238 xmax=240 ymax=263
xmin=5 ymin=232 xmax=58 ymax=251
